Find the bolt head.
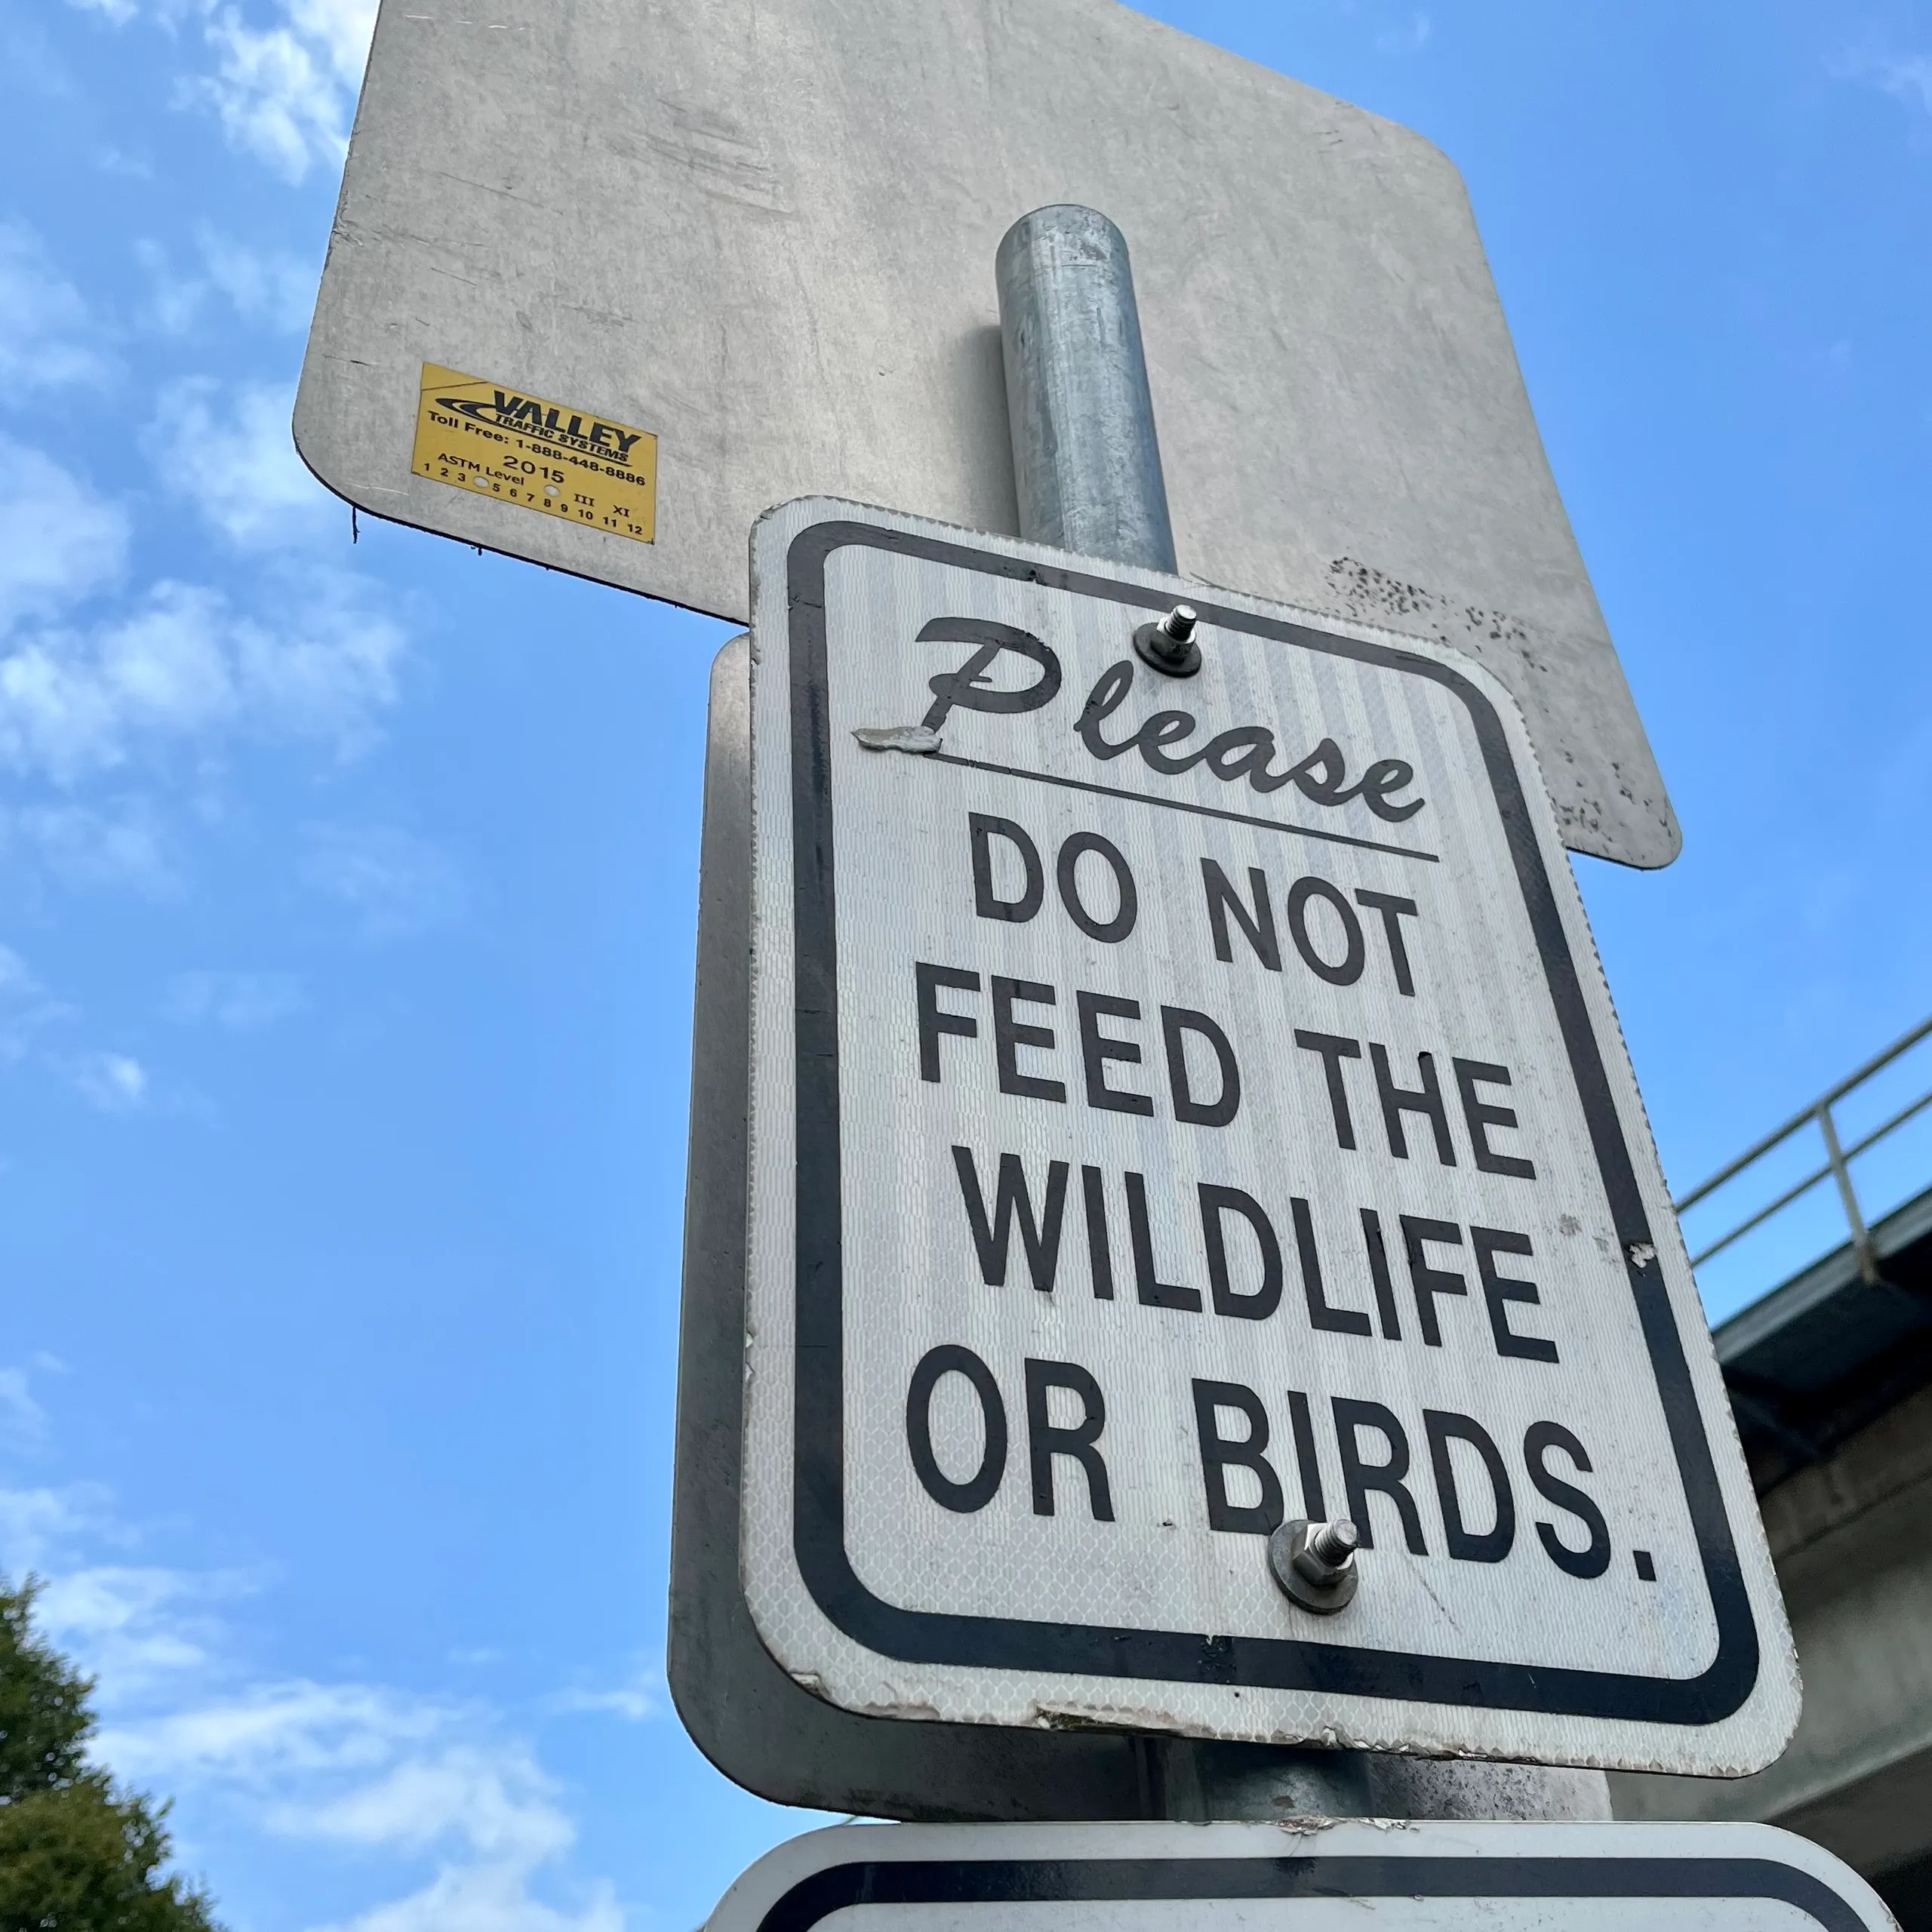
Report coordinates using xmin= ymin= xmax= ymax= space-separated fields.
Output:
xmin=1267 ymin=1518 xmax=1360 ymax=1615
xmin=1131 ymin=607 xmax=1202 ymax=678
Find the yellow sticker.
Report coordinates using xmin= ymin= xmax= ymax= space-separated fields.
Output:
xmin=411 ymin=364 xmax=657 ymax=543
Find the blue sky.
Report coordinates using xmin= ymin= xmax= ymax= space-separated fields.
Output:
xmin=0 ymin=0 xmax=1927 ymax=1927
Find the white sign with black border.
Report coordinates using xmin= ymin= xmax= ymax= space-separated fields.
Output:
xmin=702 ymin=1820 xmax=1896 ymax=1932
xmin=741 ymin=498 xmax=1795 ymax=1775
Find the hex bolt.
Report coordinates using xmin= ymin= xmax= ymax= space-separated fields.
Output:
xmin=1133 ymin=601 xmax=1202 ymax=678
xmin=1267 ymin=1516 xmax=1361 ymax=1615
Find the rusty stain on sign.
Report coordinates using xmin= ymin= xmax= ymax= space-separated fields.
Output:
xmin=410 ymin=363 xmax=656 ymax=543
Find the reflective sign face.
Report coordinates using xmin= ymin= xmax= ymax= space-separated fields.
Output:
xmin=703 ymin=1822 xmax=1895 ymax=1932
xmin=741 ymin=500 xmax=1795 ymax=1775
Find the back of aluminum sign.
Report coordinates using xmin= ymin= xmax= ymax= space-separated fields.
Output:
xmin=297 ymin=0 xmax=1678 ymax=869
xmin=738 ymin=499 xmax=1792 ymax=1778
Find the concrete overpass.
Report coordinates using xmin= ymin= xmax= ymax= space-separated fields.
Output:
xmin=1613 ymin=1021 xmax=1932 ymax=1926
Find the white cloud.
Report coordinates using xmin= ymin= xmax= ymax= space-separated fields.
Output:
xmin=0 ymin=801 xmax=179 ymax=895
xmin=0 ymin=937 xmax=177 ymax=1103
xmin=63 ymin=0 xmax=377 ymax=181
xmin=288 ymin=1749 xmax=623 ymax=1932
xmin=150 ymin=379 xmax=332 ymax=546
xmin=69 ymin=1049 xmax=149 ymax=1111
xmin=314 ymin=1861 xmax=624 ymax=1932
xmin=189 ymin=0 xmax=378 ymax=182
xmin=103 ymin=1679 xmax=446 ymax=1781
xmin=0 ymin=436 xmax=129 ymax=633
xmin=0 ymin=1367 xmax=48 ymax=1446
xmin=0 ymin=941 xmax=72 ymax=1063
xmin=138 ymin=235 xmax=318 ymax=337
xmin=294 ymin=1748 xmax=574 ymax=1863
xmin=37 ymin=1565 xmax=248 ymax=1692
xmin=200 ymin=232 xmax=318 ymax=331
xmin=0 ymin=943 xmax=47 ymax=1060
xmin=303 ymin=823 xmax=469 ymax=940
xmin=0 ymin=224 xmax=115 ymax=392
xmin=287 ymin=0 xmax=380 ymax=82
xmin=0 ymin=574 xmax=404 ymax=783
xmin=165 ymin=968 xmax=306 ymax=1029
xmin=1375 ymin=11 xmax=1432 ymax=55
xmin=135 ymin=240 xmax=203 ymax=335
xmin=0 ymin=944 xmax=38 ymax=1003
xmin=0 ymin=435 xmax=404 ymax=911
xmin=1834 ymin=45 xmax=1932 ymax=115
xmin=548 ymin=1687 xmax=655 ymax=1723
xmin=3 ymin=1433 xmax=626 ymax=1932
xmin=108 ymin=1687 xmax=626 ymax=1932
xmin=1870 ymin=54 xmax=1932 ymax=112
xmin=546 ymin=1666 xmax=659 ymax=1724
xmin=0 ymin=1478 xmax=115 ymax=1574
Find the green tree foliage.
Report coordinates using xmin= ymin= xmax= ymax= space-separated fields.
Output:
xmin=0 ymin=1576 xmax=221 ymax=1932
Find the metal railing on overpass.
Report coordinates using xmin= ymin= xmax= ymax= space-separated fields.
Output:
xmin=1674 ymin=1015 xmax=1932 ymax=1286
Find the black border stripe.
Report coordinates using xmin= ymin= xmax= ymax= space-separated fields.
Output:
xmin=755 ymin=1855 xmax=1868 ymax=1932
xmin=785 ymin=518 xmax=1758 ymax=1725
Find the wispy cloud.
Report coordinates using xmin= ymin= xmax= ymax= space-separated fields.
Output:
xmin=1375 ymin=11 xmax=1432 ymax=55
xmin=290 ymin=1747 xmax=572 ymax=1862
xmin=150 ymin=379 xmax=334 ymax=546
xmin=165 ymin=968 xmax=306 ymax=1029
xmin=0 ymin=574 xmax=404 ymax=783
xmin=0 ymin=941 xmax=71 ymax=1063
xmin=0 ymin=436 xmax=129 ymax=634
xmin=312 ymin=1860 xmax=624 ymax=1932
xmin=68 ymin=1049 xmax=149 ymax=1112
xmin=38 ymin=1564 xmax=253 ymax=1693
xmin=0 ymin=404 xmax=405 ymax=912
xmin=0 ymin=940 xmax=172 ymax=1109
xmin=139 ymin=232 xmax=319 ymax=337
xmin=546 ymin=1665 xmax=660 ymax=1724
xmin=0 ymin=1478 xmax=116 ymax=1574
xmin=2 ymin=1386 xmax=628 ymax=1931
xmin=0 ymin=1367 xmax=48 ymax=1447
xmin=201 ymin=231 xmax=318 ymax=330
xmin=104 ymin=1678 xmax=627 ymax=1931
xmin=0 ymin=223 xmax=117 ymax=392
xmin=75 ymin=1048 xmax=155 ymax=1112
xmin=0 ymin=801 xmax=180 ymax=897
xmin=189 ymin=0 xmax=379 ymax=182
xmin=1833 ymin=45 xmax=1932 ymax=115
xmin=0 ymin=438 xmax=379 ymax=786
xmin=103 ymin=1679 xmax=448 ymax=1783
xmin=106 ymin=1681 xmax=625 ymax=1927
xmin=302 ymin=823 xmax=470 ymax=941
xmin=64 ymin=0 xmax=377 ymax=181
xmin=1869 ymin=54 xmax=1932 ymax=112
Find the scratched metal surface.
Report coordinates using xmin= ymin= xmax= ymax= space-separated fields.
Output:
xmin=295 ymin=0 xmax=1678 ymax=869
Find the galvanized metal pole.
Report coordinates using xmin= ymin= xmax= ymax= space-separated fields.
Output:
xmin=993 ymin=202 xmax=1611 ymax=1829
xmin=995 ymin=206 xmax=1177 ymax=572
